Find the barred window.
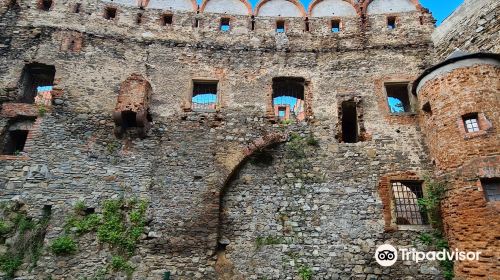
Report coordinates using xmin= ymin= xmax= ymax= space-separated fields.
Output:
xmin=391 ymin=181 xmax=428 ymax=225
xmin=463 ymin=114 xmax=480 ymax=133
xmin=481 ymin=179 xmax=500 ymax=202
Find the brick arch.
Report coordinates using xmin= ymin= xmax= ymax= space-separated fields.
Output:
xmin=221 ymin=132 xmax=288 ymax=189
xmin=362 ymin=0 xmax=423 ymax=14
xmin=200 ymin=0 xmax=252 ymax=15
xmin=308 ymin=0 xmax=361 ymax=17
xmin=255 ymin=0 xmax=306 ymax=17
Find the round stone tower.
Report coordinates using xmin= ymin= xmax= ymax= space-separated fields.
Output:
xmin=414 ymin=52 xmax=500 ymax=279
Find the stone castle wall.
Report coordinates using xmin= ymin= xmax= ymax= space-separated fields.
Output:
xmin=0 ymin=0 xmax=497 ymax=279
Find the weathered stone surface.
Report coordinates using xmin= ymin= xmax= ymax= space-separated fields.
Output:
xmin=0 ymin=0 xmax=497 ymax=279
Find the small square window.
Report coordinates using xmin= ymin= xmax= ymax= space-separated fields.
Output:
xmin=161 ymin=14 xmax=173 ymax=26
xmin=331 ymin=20 xmax=341 ymax=33
xmin=104 ymin=7 xmax=117 ymax=20
xmin=39 ymin=0 xmax=52 ymax=11
xmin=276 ymin=20 xmax=285 ymax=33
xmin=391 ymin=181 xmax=428 ymax=225
xmin=481 ymin=178 xmax=500 ymax=202
xmin=387 ymin=16 xmax=397 ymax=30
xmin=192 ymin=81 xmax=218 ymax=111
xmin=220 ymin=18 xmax=230 ymax=32
xmin=73 ymin=3 xmax=81 ymax=13
xmin=463 ymin=114 xmax=480 ymax=133
xmin=385 ymin=83 xmax=414 ymax=113
xmin=136 ymin=13 xmax=143 ymax=25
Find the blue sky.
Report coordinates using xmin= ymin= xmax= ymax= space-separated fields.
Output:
xmin=419 ymin=0 xmax=464 ymax=25
xmin=239 ymin=0 xmax=464 ymax=26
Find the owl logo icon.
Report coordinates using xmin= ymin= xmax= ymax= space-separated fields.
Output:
xmin=375 ymin=244 xmax=398 ymax=267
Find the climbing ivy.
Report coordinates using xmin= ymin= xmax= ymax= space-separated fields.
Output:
xmin=58 ymin=198 xmax=148 ymax=278
xmin=417 ymin=178 xmax=454 ymax=280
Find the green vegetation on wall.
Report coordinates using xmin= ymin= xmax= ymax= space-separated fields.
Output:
xmin=55 ymin=198 xmax=149 ymax=278
xmin=418 ymin=178 xmax=454 ymax=280
xmin=0 ymin=202 xmax=51 ymax=279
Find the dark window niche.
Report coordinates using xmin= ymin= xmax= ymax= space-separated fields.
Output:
xmin=387 ymin=16 xmax=397 ymax=30
xmin=161 ymin=14 xmax=173 ymax=26
xmin=341 ymin=101 xmax=358 ymax=143
xmin=2 ymin=130 xmax=29 ymax=155
xmin=39 ymin=0 xmax=52 ymax=11
xmin=104 ymin=7 xmax=117 ymax=20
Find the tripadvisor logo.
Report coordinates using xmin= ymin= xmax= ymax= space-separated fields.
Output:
xmin=375 ymin=244 xmax=398 ymax=267
xmin=374 ymin=244 xmax=481 ymax=267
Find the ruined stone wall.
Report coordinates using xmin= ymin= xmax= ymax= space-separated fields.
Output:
xmin=0 ymin=0 xmax=449 ymax=279
xmin=416 ymin=59 xmax=500 ymax=279
xmin=432 ymin=0 xmax=500 ymax=61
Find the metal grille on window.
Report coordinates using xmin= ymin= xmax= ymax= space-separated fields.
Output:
xmin=272 ymin=78 xmax=305 ymax=121
xmin=192 ymin=82 xmax=218 ymax=111
xmin=481 ymin=179 xmax=500 ymax=202
xmin=464 ymin=117 xmax=480 ymax=133
xmin=391 ymin=181 xmax=428 ymax=225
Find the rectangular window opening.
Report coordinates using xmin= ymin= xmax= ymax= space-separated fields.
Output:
xmin=192 ymin=81 xmax=218 ymax=112
xmin=220 ymin=18 xmax=230 ymax=32
xmin=19 ymin=63 xmax=56 ymax=104
xmin=391 ymin=181 xmax=428 ymax=225
xmin=331 ymin=20 xmax=341 ymax=33
xmin=136 ymin=13 xmax=143 ymax=25
xmin=272 ymin=77 xmax=305 ymax=121
xmin=463 ymin=113 xmax=480 ymax=133
xmin=104 ymin=7 xmax=117 ymax=20
xmin=194 ymin=18 xmax=200 ymax=28
xmin=341 ymin=101 xmax=359 ymax=143
xmin=121 ymin=111 xmax=138 ymax=128
xmin=39 ymin=0 xmax=52 ymax=11
xmin=161 ymin=14 xmax=173 ymax=26
xmin=251 ymin=16 xmax=255 ymax=31
xmin=387 ymin=16 xmax=397 ymax=30
xmin=73 ymin=3 xmax=81 ymax=13
xmin=2 ymin=130 xmax=29 ymax=155
xmin=385 ymin=83 xmax=413 ymax=113
xmin=304 ymin=18 xmax=310 ymax=32
xmin=481 ymin=178 xmax=500 ymax=202
xmin=276 ymin=20 xmax=285 ymax=33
